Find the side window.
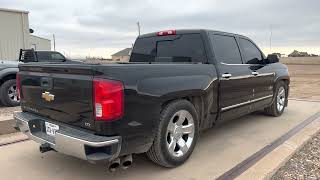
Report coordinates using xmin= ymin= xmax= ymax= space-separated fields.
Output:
xmin=36 ymin=52 xmax=51 ymax=62
xmin=211 ymin=35 xmax=242 ymax=64
xmin=156 ymin=34 xmax=207 ymax=63
xmin=51 ymin=53 xmax=65 ymax=61
xmin=239 ymin=38 xmax=263 ymax=64
xmin=130 ymin=37 xmax=156 ymax=62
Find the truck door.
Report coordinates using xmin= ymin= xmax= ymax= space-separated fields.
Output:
xmin=210 ymin=34 xmax=252 ymax=121
xmin=238 ymin=38 xmax=274 ymax=110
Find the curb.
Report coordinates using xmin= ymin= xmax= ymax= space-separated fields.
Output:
xmin=236 ymin=114 xmax=320 ymax=179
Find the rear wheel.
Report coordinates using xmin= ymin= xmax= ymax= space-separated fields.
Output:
xmin=146 ymin=100 xmax=199 ymax=167
xmin=264 ymin=81 xmax=287 ymax=116
xmin=0 ymin=79 xmax=20 ymax=107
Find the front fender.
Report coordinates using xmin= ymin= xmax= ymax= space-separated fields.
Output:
xmin=0 ymin=68 xmax=18 ymax=80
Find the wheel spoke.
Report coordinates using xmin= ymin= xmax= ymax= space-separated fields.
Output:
xmin=279 ymin=89 xmax=284 ymax=96
xmin=167 ymin=122 xmax=175 ymax=133
xmin=182 ymin=124 xmax=194 ymax=134
xmin=177 ymin=138 xmax=188 ymax=154
xmin=10 ymin=86 xmax=15 ymax=92
xmin=176 ymin=111 xmax=186 ymax=126
xmin=168 ymin=138 xmax=177 ymax=154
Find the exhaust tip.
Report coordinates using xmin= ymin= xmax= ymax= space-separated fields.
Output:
xmin=39 ymin=143 xmax=53 ymax=153
xmin=108 ymin=158 xmax=120 ymax=172
xmin=121 ymin=161 xmax=132 ymax=169
xmin=121 ymin=154 xmax=133 ymax=169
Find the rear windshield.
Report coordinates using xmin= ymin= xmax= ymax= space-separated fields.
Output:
xmin=130 ymin=34 xmax=207 ymax=63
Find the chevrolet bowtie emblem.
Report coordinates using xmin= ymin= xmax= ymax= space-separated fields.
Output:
xmin=42 ymin=91 xmax=55 ymax=102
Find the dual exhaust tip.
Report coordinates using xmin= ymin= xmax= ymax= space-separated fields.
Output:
xmin=109 ymin=154 xmax=132 ymax=172
xmin=39 ymin=143 xmax=132 ymax=172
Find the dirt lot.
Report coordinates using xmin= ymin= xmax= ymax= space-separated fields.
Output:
xmin=286 ymin=64 xmax=320 ymax=101
xmin=0 ymin=105 xmax=20 ymax=119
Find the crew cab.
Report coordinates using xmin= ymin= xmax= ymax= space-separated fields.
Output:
xmin=14 ymin=29 xmax=290 ymax=170
xmin=0 ymin=49 xmax=76 ymax=106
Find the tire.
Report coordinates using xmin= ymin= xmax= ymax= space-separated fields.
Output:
xmin=264 ymin=81 xmax=287 ymax=117
xmin=0 ymin=79 xmax=20 ymax=107
xmin=146 ymin=99 xmax=199 ymax=167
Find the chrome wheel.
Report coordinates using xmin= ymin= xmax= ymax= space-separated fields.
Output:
xmin=8 ymin=85 xmax=19 ymax=103
xmin=277 ymin=86 xmax=285 ymax=112
xmin=166 ymin=110 xmax=195 ymax=157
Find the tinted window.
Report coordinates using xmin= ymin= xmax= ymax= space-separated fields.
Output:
xmin=36 ymin=52 xmax=51 ymax=61
xmin=130 ymin=34 xmax=207 ymax=63
xmin=37 ymin=52 xmax=65 ymax=62
xmin=239 ymin=38 xmax=262 ymax=64
xmin=130 ymin=37 xmax=156 ymax=62
xmin=51 ymin=53 xmax=65 ymax=61
xmin=211 ymin=35 xmax=242 ymax=64
xmin=156 ymin=34 xmax=206 ymax=63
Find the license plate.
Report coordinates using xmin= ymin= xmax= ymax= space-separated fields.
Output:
xmin=45 ymin=122 xmax=59 ymax=136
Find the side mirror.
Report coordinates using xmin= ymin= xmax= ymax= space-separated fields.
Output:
xmin=267 ymin=54 xmax=280 ymax=64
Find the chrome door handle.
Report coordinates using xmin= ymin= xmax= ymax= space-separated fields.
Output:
xmin=222 ymin=73 xmax=232 ymax=79
xmin=252 ymin=71 xmax=259 ymax=76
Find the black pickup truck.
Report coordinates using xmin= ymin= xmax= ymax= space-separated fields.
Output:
xmin=15 ymin=29 xmax=289 ymax=170
xmin=0 ymin=50 xmax=71 ymax=106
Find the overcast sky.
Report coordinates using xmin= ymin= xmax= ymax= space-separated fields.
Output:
xmin=3 ymin=0 xmax=320 ymax=58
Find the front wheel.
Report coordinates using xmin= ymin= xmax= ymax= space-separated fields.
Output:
xmin=0 ymin=79 xmax=20 ymax=107
xmin=264 ymin=81 xmax=288 ymax=116
xmin=146 ymin=100 xmax=199 ymax=167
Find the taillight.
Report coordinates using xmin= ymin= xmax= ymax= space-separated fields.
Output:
xmin=157 ymin=30 xmax=176 ymax=36
xmin=16 ymin=73 xmax=21 ymax=99
xmin=93 ymin=78 xmax=124 ymax=121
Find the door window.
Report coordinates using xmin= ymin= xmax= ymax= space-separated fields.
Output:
xmin=239 ymin=38 xmax=263 ymax=64
xmin=211 ymin=35 xmax=242 ymax=64
xmin=51 ymin=53 xmax=65 ymax=61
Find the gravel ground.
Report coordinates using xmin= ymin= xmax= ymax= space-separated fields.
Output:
xmin=271 ymin=131 xmax=320 ymax=180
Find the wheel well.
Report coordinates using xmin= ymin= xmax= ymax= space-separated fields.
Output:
xmin=0 ymin=74 xmax=16 ymax=86
xmin=283 ymin=79 xmax=289 ymax=87
xmin=161 ymin=96 xmax=203 ymax=125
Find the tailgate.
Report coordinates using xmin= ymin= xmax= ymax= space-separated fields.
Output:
xmin=18 ymin=64 xmax=95 ymax=130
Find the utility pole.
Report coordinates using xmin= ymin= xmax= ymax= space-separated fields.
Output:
xmin=269 ymin=25 xmax=272 ymax=52
xmin=53 ymin=34 xmax=56 ymax=51
xmin=137 ymin=22 xmax=141 ymax=36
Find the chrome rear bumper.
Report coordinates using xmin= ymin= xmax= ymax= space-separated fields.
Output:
xmin=14 ymin=111 xmax=121 ymax=162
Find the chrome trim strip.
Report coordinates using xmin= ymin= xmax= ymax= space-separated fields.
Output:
xmin=204 ymin=78 xmax=217 ymax=90
xmin=221 ymin=95 xmax=273 ymax=111
xmin=55 ymin=133 xmax=119 ymax=147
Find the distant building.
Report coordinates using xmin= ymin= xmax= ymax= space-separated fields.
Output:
xmin=0 ymin=8 xmax=51 ymax=60
xmin=30 ymin=35 xmax=51 ymax=50
xmin=111 ymin=48 xmax=131 ymax=62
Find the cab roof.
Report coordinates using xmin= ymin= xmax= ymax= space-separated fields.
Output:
xmin=138 ymin=29 xmax=248 ymax=39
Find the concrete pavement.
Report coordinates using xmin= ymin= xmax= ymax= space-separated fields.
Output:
xmin=0 ymin=100 xmax=320 ymax=180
